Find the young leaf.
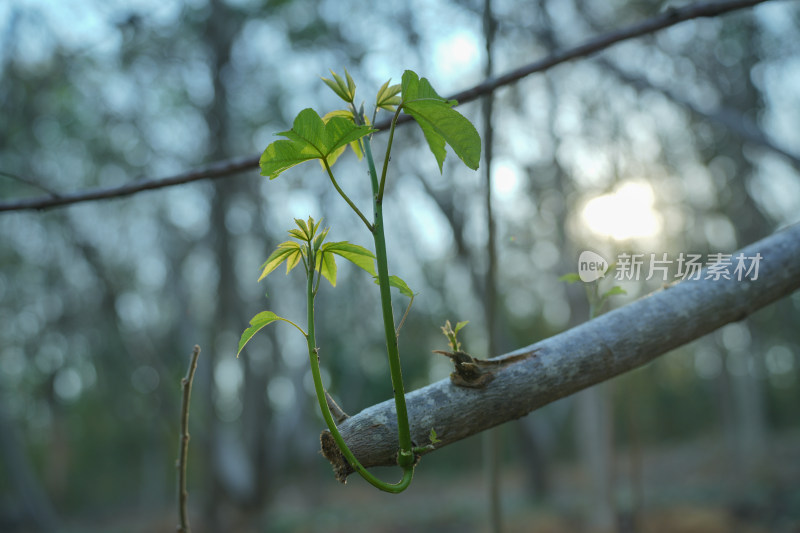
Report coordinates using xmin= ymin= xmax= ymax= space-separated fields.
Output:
xmin=322 ymin=110 xmax=364 ymax=163
xmin=372 ymin=274 xmax=415 ymax=298
xmin=321 ymin=68 xmax=356 ymax=103
xmin=237 ymin=311 xmax=305 ymax=357
xmin=294 ymin=217 xmax=311 ymax=240
xmin=400 ymin=70 xmax=481 ymax=172
xmin=258 ymin=241 xmax=303 ymax=281
xmin=316 ymin=249 xmax=338 ymax=286
xmin=259 ymin=139 xmax=322 ymax=180
xmin=453 ymin=320 xmax=469 ymax=336
xmin=559 ymin=273 xmax=582 ymax=284
xmin=288 ymin=228 xmax=306 ymax=240
xmin=259 ymin=108 xmax=374 ymax=179
xmin=376 ymin=79 xmax=402 ymax=112
xmin=429 ymin=427 xmax=441 ymax=444
xmin=322 ymin=241 xmax=377 ymax=276
xmin=602 ymin=286 xmax=627 ymax=298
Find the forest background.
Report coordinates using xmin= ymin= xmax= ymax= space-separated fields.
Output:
xmin=1 ymin=0 xmax=799 ymax=532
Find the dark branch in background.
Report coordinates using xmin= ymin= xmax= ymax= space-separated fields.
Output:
xmin=177 ymin=345 xmax=201 ymax=533
xmin=0 ymin=0 xmax=770 ymax=213
xmin=0 ymin=154 xmax=259 ymax=212
xmin=322 ymin=223 xmax=800 ymax=479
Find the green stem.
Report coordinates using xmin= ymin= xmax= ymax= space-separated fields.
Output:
xmin=322 ymin=160 xmax=373 ymax=232
xmin=305 ymin=252 xmax=413 ymax=492
xmin=377 ymin=106 xmax=404 ymax=203
xmin=362 ymin=134 xmax=414 ymax=469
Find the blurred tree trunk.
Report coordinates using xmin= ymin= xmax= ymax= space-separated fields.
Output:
xmin=575 ymin=384 xmax=615 ymax=532
xmin=0 ymin=407 xmax=58 ymax=532
xmin=200 ymin=1 xmax=252 ymax=528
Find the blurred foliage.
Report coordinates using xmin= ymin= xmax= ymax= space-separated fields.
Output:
xmin=1 ymin=0 xmax=799 ymax=531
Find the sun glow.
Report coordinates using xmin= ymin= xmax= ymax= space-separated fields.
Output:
xmin=581 ymin=182 xmax=662 ymax=240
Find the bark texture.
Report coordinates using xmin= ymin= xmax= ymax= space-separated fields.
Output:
xmin=321 ymin=223 xmax=800 ymax=479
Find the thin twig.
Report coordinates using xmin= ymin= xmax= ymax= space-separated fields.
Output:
xmin=0 ymin=0 xmax=769 ymax=213
xmin=177 ymin=345 xmax=201 ymax=533
xmin=0 ymin=170 xmax=61 ymax=196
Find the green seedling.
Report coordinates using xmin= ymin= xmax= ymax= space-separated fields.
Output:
xmin=237 ymin=69 xmax=481 ymax=492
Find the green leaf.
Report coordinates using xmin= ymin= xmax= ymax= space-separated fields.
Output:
xmin=373 ymin=274 xmax=414 ymax=298
xmin=258 ymin=241 xmax=302 ymax=281
xmin=313 ymin=226 xmax=330 ymax=253
xmin=403 ymin=100 xmax=481 ymax=171
xmin=259 ymin=108 xmax=375 ymax=178
xmin=238 ymin=311 xmax=295 ymax=356
xmin=259 ymin=139 xmax=322 ymax=179
xmin=284 ymin=248 xmax=304 ymax=273
xmin=294 ymin=217 xmax=311 ymax=240
xmin=287 ymin=228 xmax=306 ymax=240
xmin=603 ymin=286 xmax=627 ymax=298
xmin=322 ymin=241 xmax=377 ymax=276
xmin=453 ymin=320 xmax=469 ymax=336
xmin=376 ymin=79 xmax=402 ymax=112
xmin=321 ymin=110 xmax=364 ymax=164
xmin=401 ymin=70 xmax=455 ymax=105
xmin=429 ymin=427 xmax=441 ymax=444
xmin=321 ymin=68 xmax=356 ymax=103
xmin=344 ymin=69 xmax=356 ymax=98
xmin=400 ymin=70 xmax=481 ymax=172
xmin=317 ymin=250 xmax=338 ymax=286
xmin=559 ymin=273 xmax=582 ymax=284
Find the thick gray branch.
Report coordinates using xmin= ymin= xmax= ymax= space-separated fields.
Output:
xmin=322 ymin=223 xmax=800 ymax=479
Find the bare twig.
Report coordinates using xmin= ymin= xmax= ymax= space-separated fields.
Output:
xmin=177 ymin=345 xmax=201 ymax=533
xmin=0 ymin=155 xmax=259 ymax=212
xmin=0 ymin=170 xmax=62 ymax=197
xmin=0 ymin=0 xmax=769 ymax=213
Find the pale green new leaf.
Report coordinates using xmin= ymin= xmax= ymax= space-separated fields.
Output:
xmin=316 ymin=250 xmax=338 ymax=286
xmin=376 ymin=79 xmax=402 ymax=111
xmin=321 ymin=68 xmax=355 ymax=103
xmin=288 ymin=228 xmax=306 ymax=240
xmin=258 ymin=241 xmax=302 ymax=281
xmin=559 ymin=273 xmax=582 ymax=284
xmin=323 ymin=241 xmax=376 ymax=276
xmin=284 ymin=247 xmax=304 ymax=273
xmin=237 ymin=311 xmax=305 ymax=357
xmin=294 ymin=217 xmax=311 ymax=240
xmin=388 ymin=275 xmax=414 ymax=298
xmin=603 ymin=286 xmax=627 ymax=298
xmin=313 ymin=226 xmax=330 ymax=253
xmin=344 ymin=69 xmax=356 ymax=98
xmin=454 ymin=320 xmax=469 ymax=335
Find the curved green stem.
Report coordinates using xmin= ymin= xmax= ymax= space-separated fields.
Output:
xmin=322 ymin=160 xmax=373 ymax=232
xmin=305 ymin=263 xmax=413 ymax=492
xmin=377 ymin=105 xmax=404 ymax=203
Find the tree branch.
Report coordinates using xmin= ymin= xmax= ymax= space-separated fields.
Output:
xmin=0 ymin=0 xmax=769 ymax=213
xmin=321 ymin=223 xmax=800 ymax=479
xmin=0 ymin=155 xmax=259 ymax=212
xmin=177 ymin=345 xmax=201 ymax=533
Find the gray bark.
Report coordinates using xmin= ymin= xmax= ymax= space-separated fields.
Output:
xmin=321 ymin=223 xmax=800 ymax=479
